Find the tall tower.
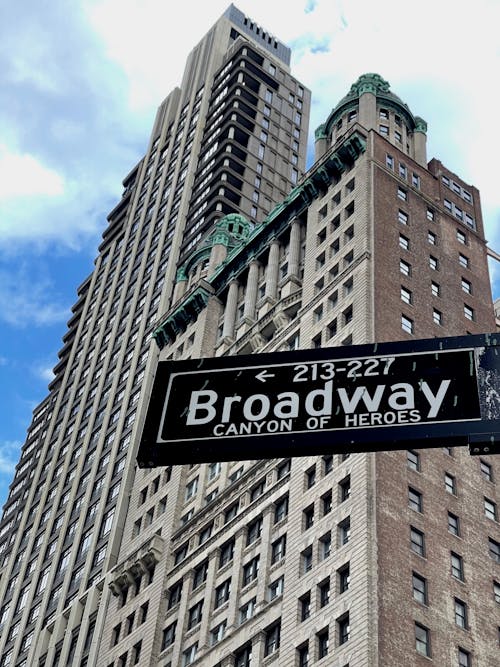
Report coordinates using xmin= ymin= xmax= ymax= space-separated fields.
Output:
xmin=0 ymin=6 xmax=310 ymax=666
xmin=105 ymin=73 xmax=496 ymax=667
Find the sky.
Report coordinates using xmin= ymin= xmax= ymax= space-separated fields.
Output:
xmin=1 ymin=0 xmax=499 ymax=509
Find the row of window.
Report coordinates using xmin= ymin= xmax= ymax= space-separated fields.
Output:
xmin=415 ymin=623 xmax=473 ymax=665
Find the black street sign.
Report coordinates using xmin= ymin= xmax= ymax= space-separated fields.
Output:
xmin=137 ymin=333 xmax=500 ymax=466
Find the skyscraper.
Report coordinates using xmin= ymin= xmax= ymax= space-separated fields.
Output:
xmin=0 ymin=6 xmax=310 ymax=666
xmin=0 ymin=8 xmax=499 ymax=667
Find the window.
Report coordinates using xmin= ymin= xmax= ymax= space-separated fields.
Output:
xmin=187 ymin=601 xmax=203 ymax=629
xmin=337 ymin=613 xmax=350 ymax=645
xmin=397 ymin=187 xmax=408 ymax=201
xmin=319 ymin=578 xmax=330 ymax=606
xmin=401 ymin=286 xmax=412 ymax=305
xmin=303 ymin=505 xmax=314 ymax=530
xmin=459 ymin=253 xmax=469 ymax=268
xmin=274 ymin=495 xmax=289 ymax=523
xmin=429 ymin=255 xmax=439 ymax=270
xmin=224 ymin=502 xmax=238 ymax=523
xmin=445 ymin=473 xmax=456 ymax=495
xmin=162 ymin=623 xmax=177 ymax=650
xmin=398 ymin=209 xmax=409 ymax=225
xmin=399 ymin=234 xmax=409 ymax=250
xmin=480 ymin=459 xmax=493 ymax=481
xmin=401 ymin=315 xmax=414 ymax=334
xmin=339 ymin=476 xmax=351 ymax=501
xmin=320 ymin=532 xmax=331 ymax=559
xmin=458 ymin=277 xmax=471 ymax=295
xmin=300 ymin=592 xmax=311 ymax=621
xmin=317 ymin=628 xmax=329 ymax=658
xmin=264 ymin=622 xmax=280 ymax=656
xmin=489 ymin=538 xmax=500 ymax=563
xmin=185 ymin=477 xmax=198 ymax=500
xmin=458 ymin=648 xmax=471 ymax=667
xmin=428 ymin=230 xmax=437 ymax=245
xmin=386 ymin=154 xmax=394 ymax=169
xmin=214 ymin=580 xmax=231 ymax=608
xmin=250 ymin=479 xmax=265 ymax=501
xmin=448 ymin=512 xmax=460 ymax=536
xmin=412 ymin=572 xmax=427 ymax=604
xmin=431 ymin=281 xmax=440 ymax=297
xmin=242 ymin=557 xmax=259 ymax=586
xmin=338 ymin=517 xmax=351 ymax=545
xmin=399 ymin=163 xmax=407 ymax=179
xmin=182 ymin=642 xmax=197 ymax=666
xmin=323 ymin=455 xmax=333 ymax=473
xmin=433 ymin=309 xmax=442 ymax=325
xmin=454 ymin=598 xmax=468 ymax=628
xmin=494 ymin=580 xmax=500 ymax=604
xmin=400 ymin=259 xmax=411 ymax=277
xmin=412 ymin=173 xmax=420 ymax=188
xmin=277 ymin=459 xmax=291 ymax=479
xmin=338 ymin=563 xmax=350 ymax=593
xmin=322 ymin=491 xmax=332 ymax=515
xmin=410 ymin=527 xmax=425 ymax=556
xmin=239 ymin=599 xmax=255 ymax=624
xmin=268 ymin=576 xmax=284 ymax=600
xmin=427 ymin=207 xmax=435 ymax=221
xmin=464 ymin=304 xmax=474 ymax=321
xmin=301 ymin=545 xmax=313 ymax=573
xmin=210 ymin=620 xmax=227 ymax=645
xmin=485 ymin=497 xmax=497 ymax=521
xmin=306 ymin=466 xmax=316 ymax=488
xmin=409 ymin=487 xmax=423 ymax=511
xmin=451 ymin=552 xmax=464 ymax=581
xmin=380 ymin=125 xmax=389 ymax=136
xmin=297 ymin=643 xmax=309 ymax=667
xmin=343 ymin=305 xmax=353 ymax=325
xmin=246 ymin=517 xmax=262 ymax=545
xmin=457 ymin=229 xmax=467 ymax=244
xmin=415 ymin=623 xmax=430 ymax=657
xmin=271 ymin=535 xmax=286 ymax=564
xmin=193 ymin=560 xmax=208 ymax=588
xmin=407 ymin=450 xmax=420 ymax=471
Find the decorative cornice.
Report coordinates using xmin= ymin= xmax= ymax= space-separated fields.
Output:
xmin=153 ymin=132 xmax=366 ymax=349
xmin=109 ymin=533 xmax=164 ymax=596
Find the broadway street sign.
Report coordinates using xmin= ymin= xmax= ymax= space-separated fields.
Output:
xmin=137 ymin=333 xmax=500 ymax=466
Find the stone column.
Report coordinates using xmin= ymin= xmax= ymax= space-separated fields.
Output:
xmin=243 ymin=260 xmax=259 ymax=321
xmin=222 ymin=280 xmax=239 ymax=340
xmin=414 ymin=117 xmax=428 ymax=168
xmin=288 ymin=220 xmax=301 ymax=278
xmin=265 ymin=240 xmax=280 ymax=301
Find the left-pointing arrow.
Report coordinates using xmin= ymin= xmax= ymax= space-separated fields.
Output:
xmin=256 ymin=370 xmax=275 ymax=382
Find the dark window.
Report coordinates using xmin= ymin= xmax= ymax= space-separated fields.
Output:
xmin=412 ymin=572 xmax=427 ymax=604
xmin=319 ymin=578 xmax=330 ymax=607
xmin=317 ymin=628 xmax=329 ymax=658
xmin=300 ymin=592 xmax=311 ymax=621
xmin=219 ymin=540 xmax=234 ymax=568
xmin=448 ymin=512 xmax=460 ymax=536
xmin=338 ymin=563 xmax=350 ymax=593
xmin=410 ymin=527 xmax=425 ymax=556
xmin=451 ymin=552 xmax=464 ymax=581
xmin=415 ymin=623 xmax=430 ymax=657
xmin=407 ymin=450 xmax=420 ymax=471
xmin=193 ymin=560 xmax=208 ymax=588
xmin=408 ymin=487 xmax=423 ymax=512
xmin=337 ymin=613 xmax=350 ymax=645
xmin=454 ymin=598 xmax=468 ymax=628
xmin=264 ymin=622 xmax=280 ymax=656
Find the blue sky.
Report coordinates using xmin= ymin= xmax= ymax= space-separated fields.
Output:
xmin=1 ymin=0 xmax=499 ymax=508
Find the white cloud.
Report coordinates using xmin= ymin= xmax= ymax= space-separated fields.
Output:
xmin=0 ymin=266 xmax=69 ymax=328
xmin=0 ymin=144 xmax=64 ymax=199
xmin=33 ymin=364 xmax=55 ymax=383
xmin=0 ymin=441 xmax=22 ymax=475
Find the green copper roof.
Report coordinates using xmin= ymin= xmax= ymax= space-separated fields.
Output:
xmin=319 ymin=73 xmax=425 ymax=140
